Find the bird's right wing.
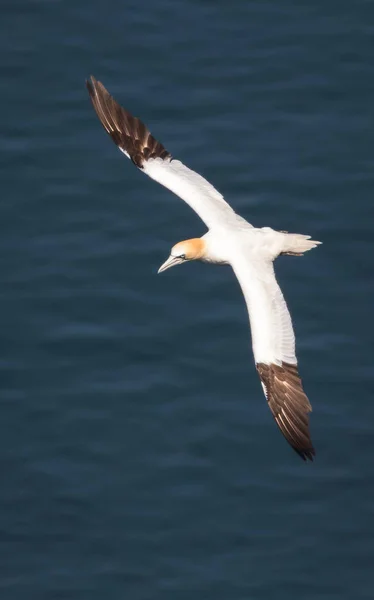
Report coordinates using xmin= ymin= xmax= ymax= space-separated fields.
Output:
xmin=86 ymin=76 xmax=239 ymax=229
xmin=232 ymin=256 xmax=315 ymax=461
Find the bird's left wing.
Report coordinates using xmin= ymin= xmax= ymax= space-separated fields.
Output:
xmin=231 ymin=256 xmax=315 ymax=461
xmin=86 ymin=76 xmax=238 ymax=229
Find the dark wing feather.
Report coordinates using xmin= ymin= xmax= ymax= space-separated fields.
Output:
xmin=256 ymin=362 xmax=315 ymax=461
xmin=86 ymin=76 xmax=172 ymax=168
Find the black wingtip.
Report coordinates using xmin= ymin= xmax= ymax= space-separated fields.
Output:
xmin=296 ymin=447 xmax=315 ymax=462
xmin=86 ymin=75 xmax=96 ymax=97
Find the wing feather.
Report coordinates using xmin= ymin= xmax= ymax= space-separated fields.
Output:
xmin=86 ymin=76 xmax=238 ymax=228
xmin=232 ymin=258 xmax=315 ymax=461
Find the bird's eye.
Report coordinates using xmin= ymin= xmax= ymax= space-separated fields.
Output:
xmin=179 ymin=254 xmax=186 ymax=260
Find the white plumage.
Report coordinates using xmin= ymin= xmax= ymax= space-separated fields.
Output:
xmin=87 ymin=75 xmax=321 ymax=461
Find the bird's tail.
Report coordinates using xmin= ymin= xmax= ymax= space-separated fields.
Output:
xmin=281 ymin=233 xmax=322 ymax=256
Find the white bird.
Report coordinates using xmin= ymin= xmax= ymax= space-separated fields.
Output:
xmin=87 ymin=76 xmax=321 ymax=461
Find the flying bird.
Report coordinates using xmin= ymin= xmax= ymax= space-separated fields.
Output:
xmin=86 ymin=75 xmax=321 ymax=461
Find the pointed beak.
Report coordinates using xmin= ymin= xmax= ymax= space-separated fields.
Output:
xmin=158 ymin=255 xmax=184 ymax=274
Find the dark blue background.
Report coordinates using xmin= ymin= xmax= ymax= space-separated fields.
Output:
xmin=1 ymin=1 xmax=374 ymax=598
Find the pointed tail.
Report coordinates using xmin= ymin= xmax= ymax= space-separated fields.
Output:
xmin=281 ymin=233 xmax=322 ymax=256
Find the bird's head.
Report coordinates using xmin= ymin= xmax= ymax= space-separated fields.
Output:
xmin=158 ymin=238 xmax=206 ymax=273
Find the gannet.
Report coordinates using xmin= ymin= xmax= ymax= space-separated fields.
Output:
xmin=87 ymin=76 xmax=321 ymax=461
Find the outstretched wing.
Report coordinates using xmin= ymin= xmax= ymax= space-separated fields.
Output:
xmin=232 ymin=256 xmax=315 ymax=461
xmin=86 ymin=76 xmax=238 ymax=228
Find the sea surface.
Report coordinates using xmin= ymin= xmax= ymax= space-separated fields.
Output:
xmin=1 ymin=1 xmax=374 ymax=598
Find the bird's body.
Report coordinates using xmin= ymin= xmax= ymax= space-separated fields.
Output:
xmin=87 ymin=76 xmax=321 ymax=461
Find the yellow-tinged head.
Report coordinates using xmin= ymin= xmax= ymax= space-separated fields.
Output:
xmin=158 ymin=238 xmax=206 ymax=273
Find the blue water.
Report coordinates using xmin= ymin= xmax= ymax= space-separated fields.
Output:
xmin=1 ymin=1 xmax=374 ymax=598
